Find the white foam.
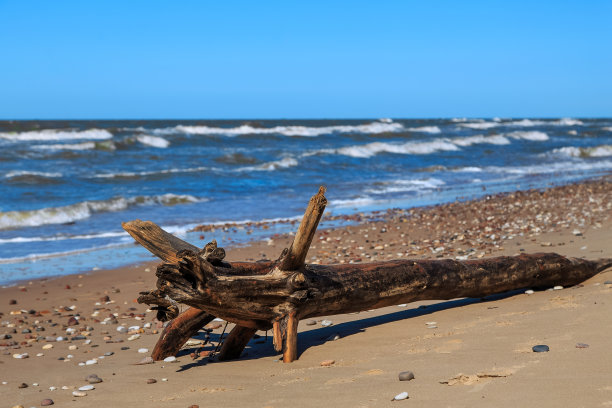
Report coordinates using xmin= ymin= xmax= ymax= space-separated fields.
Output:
xmin=237 ymin=157 xmax=298 ymax=172
xmin=506 ymin=131 xmax=549 ymax=141
xmin=0 ymin=231 xmax=128 ymax=244
xmin=140 ymin=121 xmax=404 ymax=137
xmin=329 ymin=197 xmax=378 ymax=208
xmin=0 ymin=194 xmax=201 ymax=230
xmin=452 ymin=134 xmax=511 ymax=146
xmin=0 ymin=129 xmax=112 ymax=142
xmin=366 ymin=178 xmax=445 ymax=194
xmin=487 ymin=160 xmax=612 ymax=175
xmin=92 ymin=166 xmax=209 ymax=179
xmin=603 ymin=127 xmax=612 ymax=132
xmin=136 ymin=135 xmax=170 ymax=148
xmin=334 ymin=140 xmax=460 ymax=158
xmin=459 ymin=122 xmax=499 ymax=130
xmin=549 ymin=145 xmax=612 ymax=158
xmin=407 ymin=126 xmax=441 ymax=134
xmin=4 ymin=171 xmax=62 ymax=179
xmin=454 ymin=166 xmax=484 ymax=172
xmin=34 ymin=142 xmax=97 ymax=151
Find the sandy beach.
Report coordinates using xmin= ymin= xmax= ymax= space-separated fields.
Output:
xmin=2 ymin=176 xmax=611 ymax=408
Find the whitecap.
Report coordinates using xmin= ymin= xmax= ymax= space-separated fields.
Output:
xmin=459 ymin=122 xmax=499 ymax=130
xmin=92 ymin=166 xmax=209 ymax=179
xmin=0 ymin=128 xmax=113 ymax=142
xmin=4 ymin=171 xmax=62 ymax=179
xmin=33 ymin=142 xmax=97 ymax=151
xmin=329 ymin=197 xmax=378 ymax=208
xmin=506 ymin=131 xmax=549 ymax=141
xmin=333 ymin=140 xmax=460 ymax=158
xmin=0 ymin=194 xmax=202 ymax=230
xmin=366 ymin=178 xmax=445 ymax=194
xmin=138 ymin=121 xmax=404 ymax=137
xmin=452 ymin=134 xmax=511 ymax=146
xmin=407 ymin=126 xmax=441 ymax=134
xmin=136 ymin=135 xmax=170 ymax=148
xmin=236 ymin=157 xmax=298 ymax=172
xmin=548 ymin=145 xmax=612 ymax=158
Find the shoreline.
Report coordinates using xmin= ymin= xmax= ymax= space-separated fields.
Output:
xmin=2 ymin=175 xmax=611 ymax=407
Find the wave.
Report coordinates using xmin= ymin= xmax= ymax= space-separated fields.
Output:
xmin=366 ymin=178 xmax=445 ymax=194
xmin=0 ymin=242 xmax=128 ymax=264
xmin=92 ymin=166 xmax=210 ymax=179
xmin=0 ymin=231 xmax=129 ymax=244
xmin=332 ymin=140 xmax=460 ymax=158
xmin=136 ymin=135 xmax=170 ymax=148
xmin=506 ymin=131 xmax=549 ymax=141
xmin=0 ymin=128 xmax=113 ymax=142
xmin=459 ymin=118 xmax=583 ymax=130
xmin=407 ymin=126 xmax=441 ymax=134
xmin=133 ymin=120 xmax=404 ymax=137
xmin=452 ymin=134 xmax=511 ymax=146
xmin=34 ymin=140 xmax=116 ymax=151
xmin=4 ymin=170 xmax=62 ymax=179
xmin=548 ymin=145 xmax=612 ymax=158
xmin=459 ymin=122 xmax=499 ymax=130
xmin=0 ymin=194 xmax=202 ymax=230
xmin=236 ymin=157 xmax=299 ymax=171
xmin=329 ymin=196 xmax=378 ymax=208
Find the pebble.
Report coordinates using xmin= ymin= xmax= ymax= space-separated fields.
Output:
xmin=13 ymin=353 xmax=28 ymax=359
xmin=146 ymin=378 xmax=157 ymax=384
xmin=42 ymin=344 xmax=53 ymax=350
xmin=576 ymin=343 xmax=590 ymax=348
xmin=72 ymin=390 xmax=87 ymax=397
xmin=67 ymin=317 xmax=79 ymax=326
xmin=525 ymin=289 xmax=534 ymax=295
xmin=11 ymin=405 xmax=24 ymax=408
xmin=85 ymin=359 xmax=98 ymax=365
xmin=604 ymin=281 xmax=612 ymax=285
xmin=69 ymin=345 xmax=78 ymax=350
xmin=49 ymin=386 xmax=57 ymax=391
xmin=138 ymin=348 xmax=149 ymax=354
xmin=163 ymin=356 xmax=177 ymax=362
xmin=532 ymin=345 xmax=550 ymax=353
xmin=86 ymin=374 xmax=103 ymax=384
xmin=553 ymin=286 xmax=564 ymax=290
xmin=79 ymin=384 xmax=95 ymax=391
xmin=320 ymin=359 xmax=335 ymax=366
xmin=321 ymin=320 xmax=333 ymax=327
xmin=41 ymin=399 xmax=54 ymax=406
xmin=127 ymin=334 xmax=140 ymax=341
xmin=161 ymin=378 xmax=168 ymax=382
xmin=116 ymin=326 xmax=127 ymax=333
xmin=104 ymin=351 xmax=114 ymax=356
xmin=398 ymin=371 xmax=415 ymax=381
xmin=18 ymin=382 xmax=28 ymax=388
xmin=393 ymin=392 xmax=409 ymax=401
xmin=305 ymin=320 xmax=317 ymax=326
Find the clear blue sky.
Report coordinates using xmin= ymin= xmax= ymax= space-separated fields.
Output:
xmin=1 ymin=1 xmax=610 ymax=119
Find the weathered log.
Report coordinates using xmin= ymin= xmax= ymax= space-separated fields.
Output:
xmin=151 ymin=307 xmax=214 ymax=361
xmin=125 ymin=187 xmax=612 ymax=363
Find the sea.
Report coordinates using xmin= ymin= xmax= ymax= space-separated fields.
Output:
xmin=1 ymin=118 xmax=611 ymax=285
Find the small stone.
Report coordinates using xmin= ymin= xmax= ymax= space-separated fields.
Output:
xmin=576 ymin=343 xmax=590 ymax=349
xmin=204 ymin=322 xmax=223 ymax=330
xmin=604 ymin=280 xmax=612 ymax=285
xmin=398 ymin=371 xmax=415 ymax=381
xmin=49 ymin=386 xmax=57 ymax=391
xmin=321 ymin=320 xmax=333 ymax=327
xmin=42 ymin=344 xmax=53 ymax=350
xmin=127 ymin=334 xmax=140 ymax=341
xmin=161 ymin=378 xmax=168 ymax=382
xmin=138 ymin=348 xmax=149 ymax=353
xmin=572 ymin=229 xmax=582 ymax=236
xmin=11 ymin=405 xmax=24 ymax=408
xmin=199 ymin=350 xmax=211 ymax=358
xmin=532 ymin=344 xmax=550 ymax=353
xmin=72 ymin=390 xmax=87 ymax=397
xmin=67 ymin=317 xmax=79 ymax=326
xmin=393 ymin=392 xmax=409 ymax=401
xmin=553 ymin=286 xmax=563 ymax=290
xmin=320 ymin=359 xmax=335 ymax=366
xmin=85 ymin=359 xmax=98 ymax=365
xmin=116 ymin=326 xmax=127 ymax=333
xmin=69 ymin=345 xmax=78 ymax=351
xmin=305 ymin=320 xmax=317 ymax=326
xmin=18 ymin=382 xmax=28 ymax=388
xmin=79 ymin=384 xmax=94 ymax=391
xmin=146 ymin=378 xmax=157 ymax=384
xmin=525 ymin=289 xmax=534 ymax=295
xmin=9 ymin=299 xmax=17 ymax=305
xmin=188 ymin=405 xmax=199 ymax=408
xmin=86 ymin=374 xmax=103 ymax=384
xmin=121 ymin=346 xmax=130 ymax=350
xmin=104 ymin=351 xmax=114 ymax=356
xmin=163 ymin=356 xmax=176 ymax=362
xmin=41 ymin=399 xmax=54 ymax=406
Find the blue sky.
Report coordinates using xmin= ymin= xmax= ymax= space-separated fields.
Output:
xmin=1 ymin=1 xmax=610 ymax=119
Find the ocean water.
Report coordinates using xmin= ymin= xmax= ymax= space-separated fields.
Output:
xmin=1 ymin=118 xmax=611 ymax=284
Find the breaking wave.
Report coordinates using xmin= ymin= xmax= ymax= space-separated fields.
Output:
xmin=548 ymin=145 xmax=612 ymax=158
xmin=0 ymin=128 xmax=113 ymax=142
xmin=34 ymin=140 xmax=116 ymax=151
xmin=134 ymin=120 xmax=404 ymax=137
xmin=366 ymin=178 xmax=445 ymax=194
xmin=136 ymin=135 xmax=170 ymax=148
xmin=236 ymin=157 xmax=299 ymax=171
xmin=4 ymin=170 xmax=62 ymax=179
xmin=407 ymin=126 xmax=441 ymax=134
xmin=91 ymin=166 xmax=210 ymax=179
xmin=0 ymin=194 xmax=202 ymax=230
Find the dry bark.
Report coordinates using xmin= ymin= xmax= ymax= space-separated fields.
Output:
xmin=124 ymin=187 xmax=611 ymax=363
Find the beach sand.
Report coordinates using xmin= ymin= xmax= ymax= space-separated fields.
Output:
xmin=2 ymin=177 xmax=611 ymax=408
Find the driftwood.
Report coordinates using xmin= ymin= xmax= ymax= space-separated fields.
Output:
xmin=123 ymin=187 xmax=611 ymax=363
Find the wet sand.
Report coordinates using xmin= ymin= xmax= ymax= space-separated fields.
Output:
xmin=2 ymin=176 xmax=611 ymax=408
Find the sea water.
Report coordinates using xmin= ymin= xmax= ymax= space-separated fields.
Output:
xmin=1 ymin=118 xmax=611 ymax=284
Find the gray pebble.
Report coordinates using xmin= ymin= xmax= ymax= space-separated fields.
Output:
xmin=398 ymin=371 xmax=415 ymax=381
xmin=146 ymin=378 xmax=157 ymax=384
xmin=305 ymin=320 xmax=317 ymax=326
xmin=86 ymin=374 xmax=103 ymax=384
xmin=18 ymin=382 xmax=28 ymax=388
xmin=532 ymin=344 xmax=550 ymax=352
